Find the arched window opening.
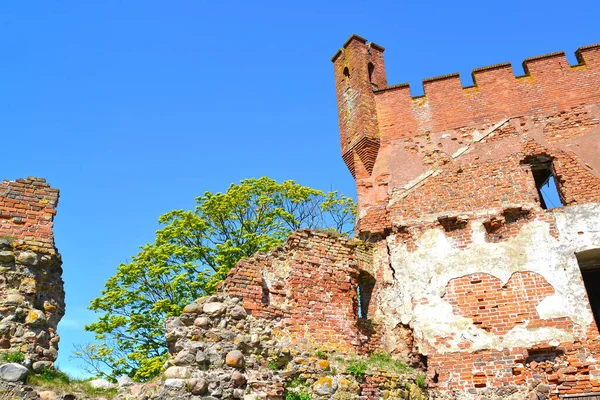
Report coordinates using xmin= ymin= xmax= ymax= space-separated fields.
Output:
xmin=356 ymin=271 xmax=376 ymax=319
xmin=368 ymin=62 xmax=375 ymax=83
xmin=343 ymin=67 xmax=350 ymax=79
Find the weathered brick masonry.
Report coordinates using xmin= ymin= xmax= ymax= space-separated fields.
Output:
xmin=223 ymin=230 xmax=381 ymax=354
xmin=0 ymin=177 xmax=64 ymax=371
xmin=330 ymin=35 xmax=600 ymax=399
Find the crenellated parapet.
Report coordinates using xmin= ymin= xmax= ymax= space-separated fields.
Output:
xmin=373 ymin=43 xmax=600 ymax=140
xmin=332 ymin=35 xmax=600 ymax=237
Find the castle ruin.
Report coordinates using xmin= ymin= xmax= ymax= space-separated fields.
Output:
xmin=223 ymin=36 xmax=600 ymax=398
xmin=2 ymin=35 xmax=600 ymax=400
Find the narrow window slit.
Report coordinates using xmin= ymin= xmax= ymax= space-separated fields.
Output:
xmin=356 ymin=271 xmax=375 ymax=319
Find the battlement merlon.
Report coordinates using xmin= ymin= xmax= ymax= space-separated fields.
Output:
xmin=332 ymin=34 xmax=600 ymax=178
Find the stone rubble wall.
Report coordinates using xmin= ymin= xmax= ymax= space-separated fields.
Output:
xmin=0 ymin=177 xmax=64 ymax=371
xmin=154 ymin=294 xmax=426 ymax=400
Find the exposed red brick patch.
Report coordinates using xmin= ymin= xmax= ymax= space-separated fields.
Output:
xmin=443 ymin=272 xmax=572 ymax=336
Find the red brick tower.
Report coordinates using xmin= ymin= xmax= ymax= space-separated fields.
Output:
xmin=332 ymin=34 xmax=387 ymax=180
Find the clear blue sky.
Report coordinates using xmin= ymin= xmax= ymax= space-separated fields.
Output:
xmin=0 ymin=0 xmax=597 ymax=377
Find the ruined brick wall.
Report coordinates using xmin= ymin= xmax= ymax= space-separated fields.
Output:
xmin=222 ymin=230 xmax=381 ymax=354
xmin=0 ymin=177 xmax=64 ymax=371
xmin=332 ymin=35 xmax=600 ymax=398
xmin=0 ymin=177 xmax=59 ymax=251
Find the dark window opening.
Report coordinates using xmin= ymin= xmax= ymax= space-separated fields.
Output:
xmin=356 ymin=271 xmax=375 ymax=319
xmin=576 ymin=249 xmax=600 ymax=326
xmin=432 ymin=369 xmax=439 ymax=383
xmin=343 ymin=67 xmax=350 ymax=78
xmin=530 ymin=162 xmax=564 ymax=209
xmin=261 ymin=278 xmax=271 ymax=306
xmin=368 ymin=62 xmax=375 ymax=82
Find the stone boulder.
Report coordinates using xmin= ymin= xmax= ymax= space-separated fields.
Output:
xmin=0 ymin=363 xmax=29 ymax=382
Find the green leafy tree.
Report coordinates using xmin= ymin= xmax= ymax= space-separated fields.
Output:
xmin=79 ymin=177 xmax=356 ymax=381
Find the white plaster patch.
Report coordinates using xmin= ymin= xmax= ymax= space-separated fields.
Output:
xmin=376 ymin=203 xmax=600 ymax=354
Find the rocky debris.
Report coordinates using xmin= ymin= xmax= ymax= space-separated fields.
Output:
xmin=0 ymin=292 xmax=427 ymax=399
xmin=0 ymin=381 xmax=40 ymax=399
xmin=0 ymin=378 xmax=117 ymax=400
xmin=117 ymin=376 xmax=134 ymax=388
xmin=88 ymin=378 xmax=116 ymax=389
xmin=32 ymin=361 xmax=53 ymax=373
xmin=164 ymin=378 xmax=186 ymax=390
xmin=429 ymin=383 xmax=553 ymax=400
xmin=0 ymin=363 xmax=29 ymax=382
xmin=225 ymin=350 xmax=244 ymax=369
xmin=313 ymin=376 xmax=337 ymax=396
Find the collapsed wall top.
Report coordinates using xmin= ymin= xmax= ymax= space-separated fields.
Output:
xmin=0 ymin=177 xmax=60 ymax=252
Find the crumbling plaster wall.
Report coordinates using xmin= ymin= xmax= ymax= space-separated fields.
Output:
xmin=361 ymin=203 xmax=600 ymax=396
xmin=374 ymin=203 xmax=600 ymax=354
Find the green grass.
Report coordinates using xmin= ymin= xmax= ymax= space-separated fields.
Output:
xmin=315 ymin=350 xmax=327 ymax=360
xmin=3 ymin=351 xmax=25 ymax=363
xmin=285 ymin=391 xmax=312 ymax=400
xmin=285 ymin=377 xmax=307 ymax=389
xmin=366 ymin=351 xmax=410 ymax=374
xmin=36 ymin=367 xmax=70 ymax=384
xmin=346 ymin=360 xmax=366 ymax=379
xmin=26 ymin=367 xmax=119 ymax=399
xmin=416 ymin=373 xmax=426 ymax=389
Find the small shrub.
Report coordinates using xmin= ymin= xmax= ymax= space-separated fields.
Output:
xmin=285 ymin=377 xmax=307 ymax=389
xmin=5 ymin=352 xmax=25 ymax=363
xmin=315 ymin=350 xmax=327 ymax=360
xmin=267 ymin=360 xmax=279 ymax=371
xmin=286 ymin=391 xmax=312 ymax=400
xmin=416 ymin=374 xmax=426 ymax=388
xmin=347 ymin=360 xmax=366 ymax=379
